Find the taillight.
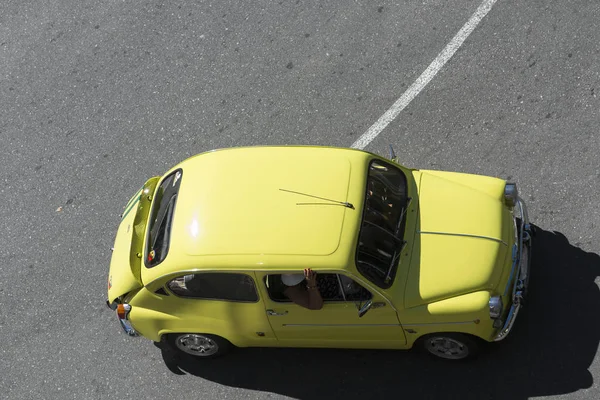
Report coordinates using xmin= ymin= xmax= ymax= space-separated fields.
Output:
xmin=113 ymin=303 xmax=138 ymax=336
xmin=116 ymin=304 xmax=125 ymax=319
xmin=116 ymin=304 xmax=129 ymax=319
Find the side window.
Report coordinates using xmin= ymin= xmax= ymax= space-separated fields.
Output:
xmin=338 ymin=275 xmax=373 ymax=302
xmin=264 ymin=273 xmax=372 ymax=303
xmin=167 ymin=273 xmax=258 ymax=302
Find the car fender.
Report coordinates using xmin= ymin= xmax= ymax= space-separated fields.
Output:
xmin=399 ymin=291 xmax=495 ymax=346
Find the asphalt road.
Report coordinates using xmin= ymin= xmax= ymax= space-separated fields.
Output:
xmin=1 ymin=0 xmax=599 ymax=399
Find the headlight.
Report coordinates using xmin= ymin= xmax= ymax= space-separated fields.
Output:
xmin=504 ymin=183 xmax=518 ymax=207
xmin=489 ymin=296 xmax=503 ymax=318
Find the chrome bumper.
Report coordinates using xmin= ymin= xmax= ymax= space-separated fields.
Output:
xmin=119 ymin=318 xmax=138 ymax=337
xmin=494 ymin=197 xmax=532 ymax=342
xmin=106 ymin=300 xmax=139 ymax=337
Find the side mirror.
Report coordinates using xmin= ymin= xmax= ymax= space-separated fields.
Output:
xmin=357 ymin=299 xmax=373 ymax=318
xmin=388 ymin=145 xmax=398 ymax=163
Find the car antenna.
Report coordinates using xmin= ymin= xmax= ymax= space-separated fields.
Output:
xmin=279 ymin=188 xmax=355 ymax=209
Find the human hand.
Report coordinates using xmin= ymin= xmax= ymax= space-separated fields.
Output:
xmin=304 ymin=268 xmax=317 ymax=286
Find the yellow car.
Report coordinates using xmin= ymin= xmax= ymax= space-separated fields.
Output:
xmin=106 ymin=146 xmax=533 ymax=361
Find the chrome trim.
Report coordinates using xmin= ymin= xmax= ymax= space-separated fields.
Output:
xmin=282 ymin=323 xmax=401 ymax=327
xmin=513 ymin=200 xmax=527 ymax=295
xmin=503 ymin=244 xmax=519 ymax=297
xmin=504 ymin=183 xmax=518 ymax=207
xmin=119 ymin=319 xmax=138 ymax=336
xmin=175 ymin=334 xmax=219 ymax=356
xmin=402 ymin=320 xmax=477 ymax=327
xmin=266 ymin=309 xmax=288 ymax=316
xmin=518 ymin=232 xmax=531 ymax=283
xmin=494 ymin=294 xmax=522 ymax=341
xmin=425 ymin=336 xmax=470 ymax=360
xmin=502 ymin=197 xmax=530 ymax=297
xmin=418 ymin=231 xmax=507 ymax=246
xmin=371 ymin=302 xmax=386 ymax=309
xmin=489 ymin=295 xmax=503 ymax=318
xmin=495 ymin=197 xmax=531 ymax=341
xmin=335 ymin=274 xmax=347 ymax=301
xmin=117 ymin=304 xmax=138 ymax=337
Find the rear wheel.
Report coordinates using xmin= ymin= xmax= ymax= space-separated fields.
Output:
xmin=420 ymin=333 xmax=479 ymax=360
xmin=168 ymin=333 xmax=230 ymax=359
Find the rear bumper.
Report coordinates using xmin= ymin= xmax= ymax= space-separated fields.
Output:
xmin=106 ymin=300 xmax=139 ymax=337
xmin=494 ymin=198 xmax=532 ymax=342
xmin=118 ymin=318 xmax=138 ymax=337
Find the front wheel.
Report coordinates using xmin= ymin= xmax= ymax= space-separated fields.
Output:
xmin=168 ymin=333 xmax=231 ymax=359
xmin=420 ymin=333 xmax=479 ymax=360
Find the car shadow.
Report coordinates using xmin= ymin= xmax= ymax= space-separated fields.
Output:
xmin=157 ymin=226 xmax=600 ymax=400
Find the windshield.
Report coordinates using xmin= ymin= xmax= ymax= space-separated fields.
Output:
xmin=355 ymin=160 xmax=409 ymax=288
xmin=145 ymin=169 xmax=182 ymax=268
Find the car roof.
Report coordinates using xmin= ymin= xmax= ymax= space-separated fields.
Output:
xmin=142 ymin=146 xmax=373 ymax=282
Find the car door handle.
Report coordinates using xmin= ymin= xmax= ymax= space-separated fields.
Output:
xmin=371 ymin=302 xmax=386 ymax=309
xmin=266 ymin=309 xmax=288 ymax=316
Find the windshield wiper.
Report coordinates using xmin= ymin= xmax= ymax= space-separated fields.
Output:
xmin=394 ymin=197 xmax=412 ymax=237
xmin=384 ymin=240 xmax=407 ymax=284
xmin=279 ymin=188 xmax=355 ymax=209
xmin=151 ymin=196 xmax=176 ymax=247
xmin=383 ymin=197 xmax=412 ymax=282
xmin=363 ymin=220 xmax=403 ymax=243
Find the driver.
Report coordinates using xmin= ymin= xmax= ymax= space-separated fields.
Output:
xmin=281 ymin=268 xmax=324 ymax=310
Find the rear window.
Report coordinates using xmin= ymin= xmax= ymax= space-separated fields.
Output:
xmin=355 ymin=160 xmax=409 ymax=288
xmin=145 ymin=169 xmax=182 ymax=268
xmin=167 ymin=273 xmax=259 ymax=302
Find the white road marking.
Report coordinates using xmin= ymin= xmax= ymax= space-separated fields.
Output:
xmin=351 ymin=0 xmax=499 ymax=150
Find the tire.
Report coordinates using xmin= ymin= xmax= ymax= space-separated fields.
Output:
xmin=419 ymin=333 xmax=479 ymax=360
xmin=168 ymin=333 xmax=231 ymax=359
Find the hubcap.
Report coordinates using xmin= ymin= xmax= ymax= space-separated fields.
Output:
xmin=426 ymin=337 xmax=469 ymax=360
xmin=175 ymin=334 xmax=218 ymax=356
